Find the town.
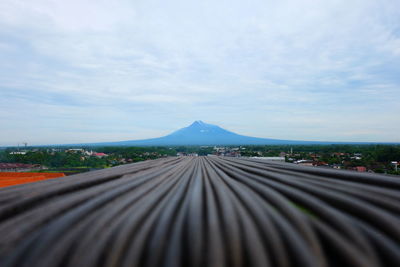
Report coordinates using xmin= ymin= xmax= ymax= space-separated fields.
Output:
xmin=1 ymin=145 xmax=399 ymax=176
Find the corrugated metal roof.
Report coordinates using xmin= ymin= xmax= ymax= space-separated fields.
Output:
xmin=0 ymin=156 xmax=399 ymax=267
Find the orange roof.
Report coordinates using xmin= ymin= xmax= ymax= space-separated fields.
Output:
xmin=0 ymin=172 xmax=65 ymax=188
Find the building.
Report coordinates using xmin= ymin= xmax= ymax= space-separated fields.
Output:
xmin=0 ymin=163 xmax=44 ymax=172
xmin=93 ymin=152 xmax=108 ymax=158
xmin=391 ymin=161 xmax=399 ymax=171
xmin=66 ymin=149 xmax=84 ymax=153
xmin=9 ymin=151 xmax=27 ymax=155
xmin=354 ymin=166 xmax=367 ymax=172
xmin=295 ymin=160 xmax=314 ymax=166
xmin=252 ymin=157 xmax=285 ymax=162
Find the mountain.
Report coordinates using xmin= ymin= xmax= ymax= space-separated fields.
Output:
xmin=86 ymin=120 xmax=335 ymax=146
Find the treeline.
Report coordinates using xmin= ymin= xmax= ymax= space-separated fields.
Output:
xmin=239 ymin=144 xmax=399 ymax=155
xmin=1 ymin=145 xmax=400 ymax=174
xmin=240 ymin=144 xmax=400 ymax=159
xmin=0 ymin=146 xmax=177 ymax=168
xmin=240 ymin=144 xmax=400 ymax=174
xmin=97 ymin=146 xmax=177 ymax=160
xmin=0 ymin=150 xmax=107 ymax=168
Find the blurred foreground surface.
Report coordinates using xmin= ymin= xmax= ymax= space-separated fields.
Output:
xmin=0 ymin=156 xmax=399 ymax=267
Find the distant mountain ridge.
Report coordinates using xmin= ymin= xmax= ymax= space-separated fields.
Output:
xmin=84 ymin=120 xmax=343 ymax=146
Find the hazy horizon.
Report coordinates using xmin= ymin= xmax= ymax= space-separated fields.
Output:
xmin=1 ymin=120 xmax=399 ymax=147
xmin=1 ymin=0 xmax=400 ymax=146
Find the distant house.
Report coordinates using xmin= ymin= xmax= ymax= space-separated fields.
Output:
xmin=84 ymin=150 xmax=94 ymax=156
xmin=295 ymin=160 xmax=314 ymax=166
xmin=332 ymin=152 xmax=346 ymax=157
xmin=0 ymin=163 xmax=44 ymax=172
xmin=66 ymin=149 xmax=84 ymax=153
xmin=9 ymin=151 xmax=27 ymax=155
xmin=253 ymin=157 xmax=285 ymax=162
xmin=93 ymin=152 xmax=108 ymax=158
xmin=391 ymin=161 xmax=399 ymax=171
xmin=355 ymin=166 xmax=367 ymax=172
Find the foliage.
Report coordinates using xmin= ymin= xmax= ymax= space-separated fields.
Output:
xmin=1 ymin=144 xmax=399 ymax=175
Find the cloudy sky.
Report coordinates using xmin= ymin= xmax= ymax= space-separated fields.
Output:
xmin=0 ymin=0 xmax=399 ymax=145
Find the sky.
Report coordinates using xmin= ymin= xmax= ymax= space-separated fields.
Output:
xmin=0 ymin=0 xmax=400 ymax=146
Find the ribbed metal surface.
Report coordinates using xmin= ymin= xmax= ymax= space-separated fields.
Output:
xmin=0 ymin=156 xmax=399 ymax=267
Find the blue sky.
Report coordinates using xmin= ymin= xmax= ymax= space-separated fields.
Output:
xmin=0 ymin=0 xmax=400 ymax=145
